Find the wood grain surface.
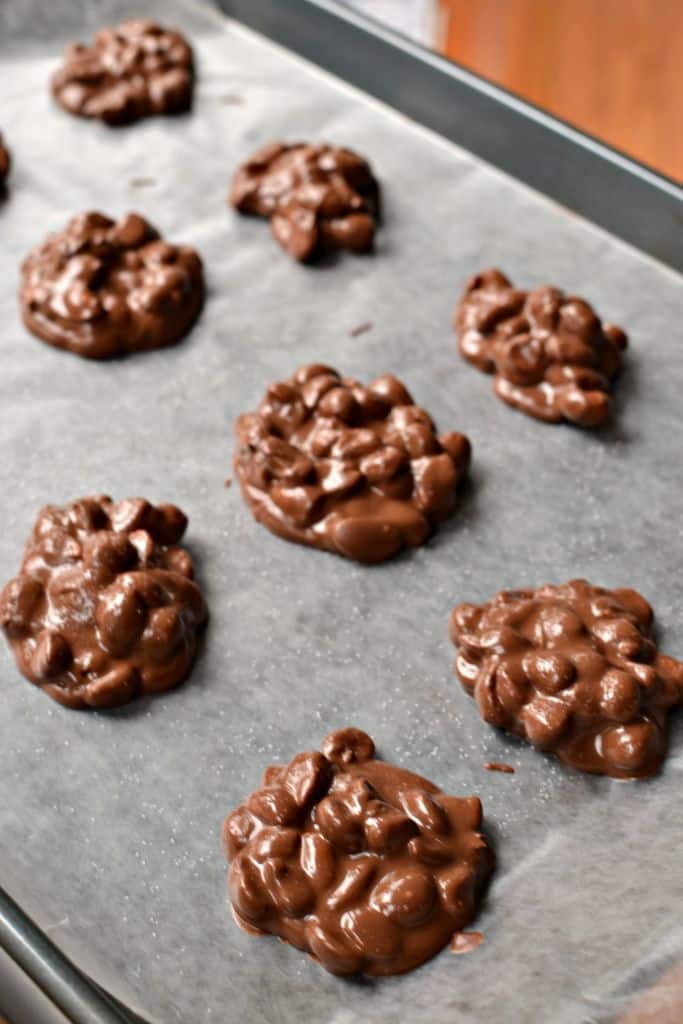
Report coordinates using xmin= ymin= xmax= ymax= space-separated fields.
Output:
xmin=437 ymin=0 xmax=682 ymax=181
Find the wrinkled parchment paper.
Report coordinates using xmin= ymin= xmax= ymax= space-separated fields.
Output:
xmin=1 ymin=2 xmax=682 ymax=1021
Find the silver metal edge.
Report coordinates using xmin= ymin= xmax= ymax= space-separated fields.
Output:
xmin=0 ymin=888 xmax=151 ymax=1023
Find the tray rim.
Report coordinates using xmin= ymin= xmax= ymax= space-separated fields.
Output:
xmin=0 ymin=886 xmax=148 ymax=1024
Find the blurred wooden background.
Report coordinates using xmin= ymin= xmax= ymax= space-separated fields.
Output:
xmin=437 ymin=0 xmax=682 ymax=181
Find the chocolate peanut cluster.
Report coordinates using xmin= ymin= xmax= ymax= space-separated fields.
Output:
xmin=20 ymin=212 xmax=204 ymax=359
xmin=454 ymin=269 xmax=627 ymax=426
xmin=0 ymin=132 xmax=10 ymax=190
xmin=223 ymin=728 xmax=493 ymax=976
xmin=0 ymin=496 xmax=208 ymax=709
xmin=229 ymin=143 xmax=379 ymax=262
xmin=52 ymin=19 xmax=194 ymax=126
xmin=234 ymin=364 xmax=471 ymax=563
xmin=449 ymin=580 xmax=683 ymax=778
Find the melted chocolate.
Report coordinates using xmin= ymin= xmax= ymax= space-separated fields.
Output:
xmin=0 ymin=132 xmax=10 ymax=190
xmin=454 ymin=269 xmax=627 ymax=426
xmin=450 ymin=580 xmax=683 ymax=778
xmin=52 ymin=19 xmax=194 ymax=126
xmin=223 ymin=728 xmax=493 ymax=976
xmin=229 ymin=142 xmax=379 ymax=262
xmin=350 ymin=321 xmax=373 ymax=337
xmin=20 ymin=212 xmax=204 ymax=359
xmin=0 ymin=496 xmax=208 ymax=709
xmin=234 ymin=364 xmax=471 ymax=563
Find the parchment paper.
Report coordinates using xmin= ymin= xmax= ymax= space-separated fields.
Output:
xmin=1 ymin=2 xmax=682 ymax=1022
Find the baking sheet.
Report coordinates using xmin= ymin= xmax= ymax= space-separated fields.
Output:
xmin=1 ymin=1 xmax=682 ymax=1022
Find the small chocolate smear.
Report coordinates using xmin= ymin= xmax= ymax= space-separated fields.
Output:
xmin=234 ymin=363 xmax=471 ymax=563
xmin=484 ymin=762 xmax=515 ymax=774
xmin=229 ymin=142 xmax=379 ymax=262
xmin=223 ymin=728 xmax=493 ymax=976
xmin=0 ymin=496 xmax=208 ymax=709
xmin=224 ymin=477 xmax=233 ymax=488
xmin=454 ymin=269 xmax=627 ymax=426
xmin=220 ymin=94 xmax=244 ymax=106
xmin=450 ymin=580 xmax=683 ymax=778
xmin=20 ymin=211 xmax=204 ymax=359
xmin=52 ymin=19 xmax=194 ymax=126
xmin=0 ymin=132 xmax=10 ymax=191
xmin=129 ymin=176 xmax=157 ymax=188
xmin=350 ymin=321 xmax=373 ymax=337
xmin=451 ymin=931 xmax=484 ymax=954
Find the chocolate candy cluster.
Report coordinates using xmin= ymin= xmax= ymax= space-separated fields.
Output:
xmin=0 ymin=132 xmax=10 ymax=189
xmin=20 ymin=212 xmax=204 ymax=359
xmin=234 ymin=364 xmax=471 ymax=563
xmin=455 ymin=269 xmax=627 ymax=426
xmin=229 ymin=143 xmax=380 ymax=261
xmin=224 ymin=728 xmax=493 ymax=976
xmin=52 ymin=19 xmax=194 ymax=125
xmin=449 ymin=580 xmax=683 ymax=778
xmin=0 ymin=496 xmax=208 ymax=709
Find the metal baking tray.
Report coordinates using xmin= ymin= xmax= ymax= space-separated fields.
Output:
xmin=1 ymin=1 xmax=682 ymax=1022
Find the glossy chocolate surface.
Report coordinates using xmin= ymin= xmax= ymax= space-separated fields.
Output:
xmin=234 ymin=364 xmax=471 ymax=563
xmin=20 ymin=211 xmax=204 ymax=359
xmin=229 ymin=142 xmax=379 ymax=262
xmin=223 ymin=728 xmax=493 ymax=976
xmin=0 ymin=132 xmax=10 ymax=189
xmin=450 ymin=580 xmax=683 ymax=778
xmin=455 ymin=269 xmax=627 ymax=426
xmin=0 ymin=496 xmax=208 ymax=709
xmin=51 ymin=19 xmax=194 ymax=126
